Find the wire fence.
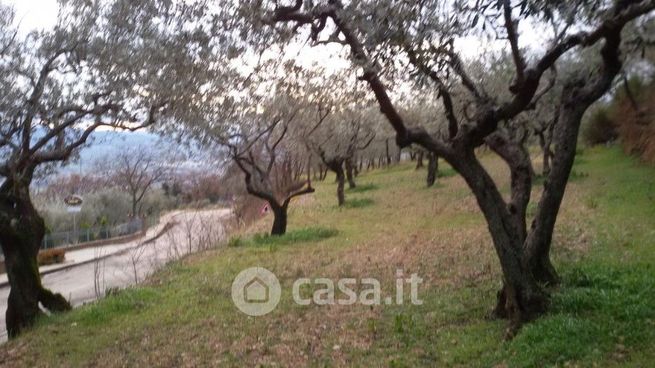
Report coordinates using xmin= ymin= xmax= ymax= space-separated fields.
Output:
xmin=0 ymin=217 xmax=160 ymax=261
xmin=41 ymin=216 xmax=159 ymax=250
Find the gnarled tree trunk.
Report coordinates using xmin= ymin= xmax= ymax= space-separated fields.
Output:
xmin=328 ymin=160 xmax=346 ymax=206
xmin=426 ymin=152 xmax=438 ymax=187
xmin=326 ymin=159 xmax=346 ymax=206
xmin=336 ymin=171 xmax=345 ymax=206
xmin=493 ymin=30 xmax=624 ymax=328
xmin=345 ymin=158 xmax=357 ymax=189
xmin=317 ymin=155 xmax=347 ymax=206
xmin=453 ymin=152 xmax=547 ymax=334
xmin=270 ymin=203 xmax=288 ymax=236
xmin=385 ymin=139 xmax=392 ymax=166
xmin=536 ymin=124 xmax=555 ymax=177
xmin=0 ymin=178 xmax=71 ymax=338
xmin=415 ymin=151 xmax=424 ymax=169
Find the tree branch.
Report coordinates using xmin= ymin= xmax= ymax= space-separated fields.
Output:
xmin=406 ymin=49 xmax=459 ymax=139
xmin=503 ymin=0 xmax=526 ymax=90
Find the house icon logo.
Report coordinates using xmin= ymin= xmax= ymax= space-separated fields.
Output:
xmin=231 ymin=267 xmax=281 ymax=316
xmin=244 ymin=277 xmax=269 ymax=303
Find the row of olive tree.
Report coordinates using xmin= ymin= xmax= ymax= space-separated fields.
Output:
xmin=183 ymin=62 xmax=390 ymax=233
xmin=300 ymin=71 xmax=380 ymax=205
xmin=95 ymin=0 xmax=653 ymax=335
xmin=225 ymin=0 xmax=655 ymax=334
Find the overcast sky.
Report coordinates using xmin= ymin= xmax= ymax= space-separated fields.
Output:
xmin=4 ymin=0 xmax=558 ymax=87
xmin=6 ymin=0 xmax=59 ymax=32
xmin=6 ymin=0 xmax=545 ymax=57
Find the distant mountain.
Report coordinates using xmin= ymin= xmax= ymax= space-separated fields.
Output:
xmin=55 ymin=130 xmax=219 ymax=175
xmin=81 ymin=130 xmax=161 ymax=163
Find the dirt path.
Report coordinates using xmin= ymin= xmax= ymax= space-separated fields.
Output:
xmin=0 ymin=208 xmax=232 ymax=341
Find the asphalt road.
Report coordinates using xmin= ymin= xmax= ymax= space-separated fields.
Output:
xmin=0 ymin=208 xmax=231 ymax=341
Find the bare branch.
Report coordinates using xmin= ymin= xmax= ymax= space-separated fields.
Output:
xmin=406 ymin=49 xmax=459 ymax=139
xmin=32 ymin=102 xmax=165 ymax=165
xmin=503 ymin=0 xmax=526 ymax=90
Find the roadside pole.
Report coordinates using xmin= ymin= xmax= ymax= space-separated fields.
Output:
xmin=65 ymin=195 xmax=84 ymax=244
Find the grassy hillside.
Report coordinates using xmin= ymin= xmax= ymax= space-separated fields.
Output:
xmin=1 ymin=147 xmax=654 ymax=367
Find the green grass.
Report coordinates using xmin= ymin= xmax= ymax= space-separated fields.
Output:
xmin=2 ymin=146 xmax=654 ymax=367
xmin=506 ymin=262 xmax=655 ymax=366
xmin=347 ymin=183 xmax=379 ymax=193
xmin=64 ymin=288 xmax=162 ymax=327
xmin=501 ymin=146 xmax=655 ymax=367
xmin=228 ymin=227 xmax=338 ymax=248
xmin=251 ymin=227 xmax=339 ymax=246
xmin=437 ymin=166 xmax=458 ymax=178
xmin=343 ymin=197 xmax=375 ymax=208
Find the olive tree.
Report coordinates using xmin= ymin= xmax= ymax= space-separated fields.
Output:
xmin=400 ymin=89 xmax=446 ymax=186
xmin=187 ymin=64 xmax=318 ymax=235
xmin=0 ymin=0 xmax=202 ymax=337
xmin=306 ymin=111 xmax=376 ymax=205
xmin=222 ymin=111 xmax=316 ymax=235
xmin=298 ymin=71 xmax=379 ymax=203
xmin=236 ymin=0 xmax=655 ymax=334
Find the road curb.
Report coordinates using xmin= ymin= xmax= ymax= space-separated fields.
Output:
xmin=0 ymin=221 xmax=178 ymax=289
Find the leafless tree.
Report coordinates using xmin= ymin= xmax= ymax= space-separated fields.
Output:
xmin=93 ymin=249 xmax=107 ymax=299
xmin=106 ymin=148 xmax=169 ymax=217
